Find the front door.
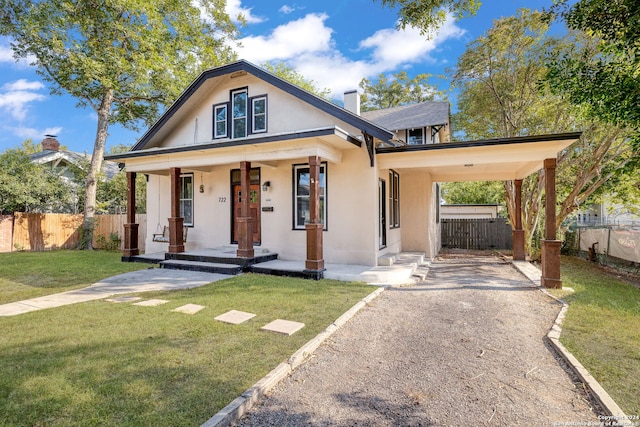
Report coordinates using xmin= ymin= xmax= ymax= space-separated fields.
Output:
xmin=232 ymin=184 xmax=261 ymax=244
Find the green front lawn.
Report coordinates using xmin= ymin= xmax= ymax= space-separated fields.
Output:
xmin=0 ymin=268 xmax=373 ymax=426
xmin=557 ymin=256 xmax=640 ymax=415
xmin=0 ymin=250 xmax=151 ymax=304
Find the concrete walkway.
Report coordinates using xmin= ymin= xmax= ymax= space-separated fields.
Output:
xmin=0 ymin=269 xmax=229 ymax=316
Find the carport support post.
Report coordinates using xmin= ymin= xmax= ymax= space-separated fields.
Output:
xmin=512 ymin=179 xmax=525 ymax=261
xmin=305 ymin=155 xmax=325 ymax=277
xmin=169 ymin=167 xmax=185 ymax=254
xmin=237 ymin=161 xmax=254 ymax=258
xmin=123 ymin=171 xmax=139 ymax=259
xmin=541 ymin=158 xmax=562 ymax=289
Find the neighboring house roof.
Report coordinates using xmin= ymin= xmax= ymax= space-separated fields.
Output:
xmin=361 ymin=102 xmax=449 ymax=131
xmin=131 ymin=60 xmax=393 ymax=152
xmin=30 ymin=150 xmax=120 ymax=180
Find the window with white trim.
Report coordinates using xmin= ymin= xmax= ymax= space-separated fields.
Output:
xmin=180 ymin=174 xmax=194 ymax=226
xmin=213 ymin=104 xmax=228 ymax=138
xmin=389 ymin=170 xmax=400 ymax=228
xmin=293 ymin=163 xmax=326 ymax=230
xmin=251 ymin=96 xmax=267 ymax=133
xmin=231 ymin=88 xmax=247 ymax=139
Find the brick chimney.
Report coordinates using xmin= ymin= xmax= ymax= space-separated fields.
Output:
xmin=41 ymin=135 xmax=60 ymax=151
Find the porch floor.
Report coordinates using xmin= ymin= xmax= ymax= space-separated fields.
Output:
xmin=129 ymin=248 xmax=428 ymax=284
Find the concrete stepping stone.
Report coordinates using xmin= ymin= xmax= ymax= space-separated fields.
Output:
xmin=133 ymin=299 xmax=170 ymax=307
xmin=214 ymin=310 xmax=256 ymax=324
xmin=261 ymin=319 xmax=305 ymax=336
xmin=172 ymin=303 xmax=205 ymax=314
xmin=105 ymin=296 xmax=142 ymax=303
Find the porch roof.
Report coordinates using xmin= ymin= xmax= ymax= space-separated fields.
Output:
xmin=376 ymin=132 xmax=581 ymax=181
xmin=106 ymin=126 xmax=358 ymax=174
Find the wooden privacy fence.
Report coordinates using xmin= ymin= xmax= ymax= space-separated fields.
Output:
xmin=5 ymin=213 xmax=147 ymax=252
xmin=441 ymin=218 xmax=513 ymax=250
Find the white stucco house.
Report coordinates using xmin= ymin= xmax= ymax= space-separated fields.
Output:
xmin=107 ymin=60 xmax=579 ymax=287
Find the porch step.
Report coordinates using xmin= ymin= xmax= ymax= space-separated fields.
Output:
xmin=160 ymin=260 xmax=243 ymax=275
xmin=166 ymin=251 xmax=278 ymax=267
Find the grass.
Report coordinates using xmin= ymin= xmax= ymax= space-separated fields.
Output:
xmin=554 ymin=256 xmax=640 ymax=415
xmin=0 ymin=267 xmax=373 ymax=426
xmin=0 ymin=250 xmax=150 ymax=304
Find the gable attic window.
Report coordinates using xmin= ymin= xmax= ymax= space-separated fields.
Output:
xmin=213 ymin=104 xmax=228 ymax=138
xmin=232 ymin=88 xmax=248 ymax=138
xmin=251 ymin=95 xmax=267 ymax=133
xmin=214 ymin=88 xmax=268 ymax=139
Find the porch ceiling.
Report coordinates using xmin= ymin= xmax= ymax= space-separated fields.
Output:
xmin=376 ymin=133 xmax=580 ymax=181
xmin=109 ymin=127 xmax=358 ymax=175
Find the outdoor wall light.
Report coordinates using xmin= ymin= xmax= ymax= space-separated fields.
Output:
xmin=262 ymin=181 xmax=271 ymax=191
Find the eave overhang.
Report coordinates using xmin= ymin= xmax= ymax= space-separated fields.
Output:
xmin=377 ymin=132 xmax=581 ymax=181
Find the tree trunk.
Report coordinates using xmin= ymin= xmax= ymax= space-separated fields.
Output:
xmin=80 ymin=89 xmax=113 ymax=250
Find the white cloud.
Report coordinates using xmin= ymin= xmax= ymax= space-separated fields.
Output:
xmin=5 ymin=125 xmax=63 ymax=141
xmin=0 ymin=80 xmax=47 ymax=121
xmin=226 ymin=0 xmax=264 ymax=24
xmin=279 ymin=5 xmax=296 ymax=14
xmin=2 ymin=79 xmax=44 ymax=92
xmin=237 ymin=13 xmax=465 ymax=98
xmin=0 ymin=38 xmax=35 ymax=68
xmin=238 ymin=13 xmax=333 ymax=63
xmin=0 ymin=45 xmax=14 ymax=63
xmin=359 ymin=16 xmax=465 ymax=67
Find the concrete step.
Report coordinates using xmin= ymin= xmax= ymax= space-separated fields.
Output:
xmin=160 ymin=260 xmax=242 ymax=275
xmin=166 ymin=251 xmax=278 ymax=267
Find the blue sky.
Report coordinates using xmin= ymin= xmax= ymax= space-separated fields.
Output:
xmin=0 ymin=0 xmax=553 ymax=154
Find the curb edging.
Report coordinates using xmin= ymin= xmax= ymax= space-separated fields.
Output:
xmin=200 ymin=286 xmax=386 ymax=427
xmin=511 ymin=261 xmax=627 ymax=419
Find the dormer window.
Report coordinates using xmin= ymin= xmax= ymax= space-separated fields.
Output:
xmin=213 ymin=88 xmax=268 ymax=139
xmin=408 ymin=128 xmax=424 ymax=145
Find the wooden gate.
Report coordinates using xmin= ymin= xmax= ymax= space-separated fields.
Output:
xmin=441 ymin=218 xmax=513 ymax=250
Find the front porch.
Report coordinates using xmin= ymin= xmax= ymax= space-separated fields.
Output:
xmin=129 ymin=247 xmax=429 ymax=284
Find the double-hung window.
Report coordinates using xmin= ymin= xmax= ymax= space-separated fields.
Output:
xmin=389 ymin=170 xmax=400 ymax=228
xmin=232 ymin=88 xmax=248 ymax=139
xmin=214 ymin=88 xmax=268 ymax=139
xmin=293 ymin=163 xmax=326 ymax=230
xmin=180 ymin=173 xmax=194 ymax=226
xmin=251 ymin=96 xmax=267 ymax=133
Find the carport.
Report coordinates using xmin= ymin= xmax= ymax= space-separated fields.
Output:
xmin=377 ymin=132 xmax=581 ymax=289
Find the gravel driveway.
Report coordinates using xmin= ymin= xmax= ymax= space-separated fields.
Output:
xmin=236 ymin=254 xmax=600 ymax=426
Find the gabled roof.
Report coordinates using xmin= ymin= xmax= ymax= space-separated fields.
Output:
xmin=361 ymin=102 xmax=449 ymax=131
xmin=132 ymin=60 xmax=393 ymax=151
xmin=30 ymin=150 xmax=120 ymax=179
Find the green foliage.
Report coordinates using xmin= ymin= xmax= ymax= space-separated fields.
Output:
xmin=376 ymin=0 xmax=481 ymax=34
xmin=546 ymin=0 xmax=640 ymax=144
xmin=0 ymin=0 xmax=238 ymax=248
xmin=440 ymin=181 xmax=504 ymax=205
xmin=95 ymin=232 xmax=122 ymax=251
xmin=359 ymin=70 xmax=445 ymax=112
xmin=0 ymin=148 xmax=70 ymax=214
xmin=262 ymin=61 xmax=332 ymax=99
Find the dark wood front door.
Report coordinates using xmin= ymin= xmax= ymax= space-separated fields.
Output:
xmin=233 ymin=184 xmax=261 ymax=244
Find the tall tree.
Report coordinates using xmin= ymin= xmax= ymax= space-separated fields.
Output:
xmin=376 ymin=0 xmax=481 ymax=33
xmin=359 ymin=71 xmax=444 ymax=112
xmin=0 ymin=148 xmax=69 ymax=214
xmin=546 ymin=0 xmax=640 ymax=144
xmin=452 ymin=9 xmax=637 ymax=253
xmin=0 ymin=0 xmax=238 ymax=248
xmin=441 ymin=181 xmax=505 ymax=205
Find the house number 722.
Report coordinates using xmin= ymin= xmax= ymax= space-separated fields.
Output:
xmin=218 ymin=197 xmax=227 ymax=203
